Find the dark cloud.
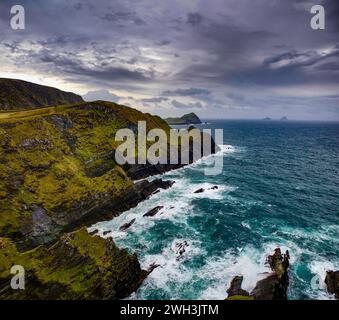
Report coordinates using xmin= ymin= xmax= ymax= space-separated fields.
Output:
xmin=186 ymin=13 xmax=203 ymax=26
xmin=162 ymin=88 xmax=211 ymax=96
xmin=171 ymin=100 xmax=203 ymax=109
xmin=264 ymin=46 xmax=339 ymax=69
xmin=141 ymin=97 xmax=169 ymax=103
xmin=0 ymin=0 xmax=338 ymax=120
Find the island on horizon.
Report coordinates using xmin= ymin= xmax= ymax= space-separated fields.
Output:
xmin=165 ymin=112 xmax=202 ymax=125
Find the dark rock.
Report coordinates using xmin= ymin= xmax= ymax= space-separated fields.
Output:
xmin=194 ymin=188 xmax=204 ymax=194
xmin=16 ymin=178 xmax=174 ymax=250
xmin=89 ymin=229 xmax=98 ymax=236
xmin=325 ymin=270 xmax=339 ymax=299
xmin=103 ymin=230 xmax=111 ymax=236
xmin=147 ymin=263 xmax=160 ymax=274
xmin=124 ymin=128 xmax=220 ymax=180
xmin=20 ymin=138 xmax=51 ymax=150
xmin=174 ymin=240 xmax=189 ymax=259
xmin=210 ymin=186 xmax=218 ymax=190
xmin=250 ymin=248 xmax=290 ymax=300
xmin=226 ymin=276 xmax=249 ymax=297
xmin=119 ymin=218 xmax=136 ymax=231
xmin=143 ymin=206 xmax=164 ymax=217
xmin=45 ymin=115 xmax=74 ymax=132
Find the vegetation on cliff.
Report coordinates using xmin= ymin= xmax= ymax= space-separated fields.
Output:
xmin=0 ymin=99 xmax=176 ymax=299
xmin=0 ymin=228 xmax=146 ymax=299
xmin=0 ymin=101 xmax=171 ymax=247
xmin=0 ymin=78 xmax=84 ymax=111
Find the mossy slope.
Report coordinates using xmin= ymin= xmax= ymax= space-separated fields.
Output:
xmin=0 ymin=100 xmax=173 ymax=299
xmin=0 ymin=78 xmax=84 ymax=111
xmin=0 ymin=101 xmax=170 ymax=248
xmin=0 ymin=228 xmax=147 ymax=299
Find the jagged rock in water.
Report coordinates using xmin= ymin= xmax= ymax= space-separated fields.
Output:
xmin=173 ymin=240 xmax=190 ymax=260
xmin=147 ymin=263 xmax=160 ymax=275
xmin=325 ymin=270 xmax=339 ymax=299
xmin=251 ymin=248 xmax=290 ymax=300
xmin=89 ymin=229 xmax=98 ymax=236
xmin=194 ymin=188 xmax=204 ymax=194
xmin=143 ymin=206 xmax=164 ymax=217
xmin=226 ymin=276 xmax=250 ymax=298
xmin=119 ymin=218 xmax=136 ymax=231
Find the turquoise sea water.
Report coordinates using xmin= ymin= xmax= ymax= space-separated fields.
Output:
xmin=90 ymin=120 xmax=339 ymax=300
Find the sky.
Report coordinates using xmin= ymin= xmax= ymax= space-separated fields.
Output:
xmin=0 ymin=0 xmax=338 ymax=120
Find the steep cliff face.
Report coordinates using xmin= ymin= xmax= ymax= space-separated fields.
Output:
xmin=0 ymin=228 xmax=147 ymax=299
xmin=0 ymin=99 xmax=215 ymax=299
xmin=0 ymin=78 xmax=84 ymax=110
xmin=0 ymin=101 xmax=172 ymax=248
xmin=0 ymin=101 xmax=172 ymax=299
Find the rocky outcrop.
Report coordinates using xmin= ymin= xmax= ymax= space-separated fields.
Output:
xmin=143 ymin=206 xmax=164 ymax=217
xmin=119 ymin=218 xmax=136 ymax=231
xmin=125 ymin=127 xmax=219 ymax=180
xmin=18 ymin=178 xmax=175 ymax=249
xmin=226 ymin=248 xmax=290 ymax=300
xmin=0 ymin=78 xmax=84 ymax=110
xmin=226 ymin=276 xmax=250 ymax=298
xmin=0 ymin=229 xmax=147 ymax=299
xmin=165 ymin=112 xmax=202 ymax=125
xmin=325 ymin=270 xmax=339 ymax=299
xmin=251 ymin=248 xmax=290 ymax=300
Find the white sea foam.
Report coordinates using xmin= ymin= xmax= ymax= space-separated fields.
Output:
xmin=87 ymin=143 xmax=339 ymax=300
xmin=133 ymin=238 xmax=205 ymax=299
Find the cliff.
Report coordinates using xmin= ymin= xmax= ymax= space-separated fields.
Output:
xmin=0 ymin=99 xmax=217 ymax=299
xmin=165 ymin=112 xmax=202 ymax=125
xmin=0 ymin=228 xmax=147 ymax=299
xmin=0 ymin=78 xmax=84 ymax=111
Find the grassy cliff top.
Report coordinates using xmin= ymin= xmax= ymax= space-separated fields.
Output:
xmin=0 ymin=78 xmax=84 ymax=111
xmin=0 ymin=101 xmax=170 ymax=246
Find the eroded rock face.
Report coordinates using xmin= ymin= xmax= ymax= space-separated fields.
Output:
xmin=325 ymin=270 xmax=339 ymax=299
xmin=0 ymin=100 xmax=216 ymax=300
xmin=125 ymin=129 xmax=220 ymax=180
xmin=226 ymin=276 xmax=250 ymax=298
xmin=143 ymin=206 xmax=164 ymax=217
xmin=17 ymin=178 xmax=175 ymax=249
xmin=119 ymin=218 xmax=136 ymax=231
xmin=225 ymin=248 xmax=290 ymax=300
xmin=251 ymin=248 xmax=290 ymax=300
xmin=0 ymin=229 xmax=147 ymax=299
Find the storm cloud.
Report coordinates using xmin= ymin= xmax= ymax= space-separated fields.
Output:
xmin=0 ymin=0 xmax=338 ymax=120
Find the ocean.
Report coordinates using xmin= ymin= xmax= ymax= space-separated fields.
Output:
xmin=90 ymin=120 xmax=339 ymax=300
